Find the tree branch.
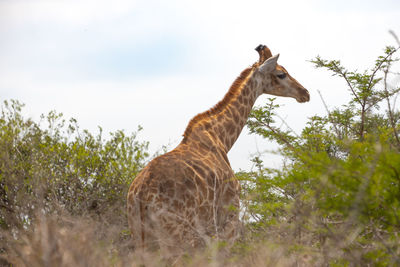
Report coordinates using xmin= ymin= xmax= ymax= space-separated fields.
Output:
xmin=331 ymin=61 xmax=363 ymax=106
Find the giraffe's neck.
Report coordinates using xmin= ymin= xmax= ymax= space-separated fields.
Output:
xmin=182 ymin=67 xmax=262 ymax=153
xmin=212 ymin=71 xmax=260 ymax=151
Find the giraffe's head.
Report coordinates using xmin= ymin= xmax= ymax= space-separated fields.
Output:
xmin=254 ymin=45 xmax=310 ymax=103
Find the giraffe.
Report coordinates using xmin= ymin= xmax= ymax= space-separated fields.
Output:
xmin=127 ymin=45 xmax=310 ymax=254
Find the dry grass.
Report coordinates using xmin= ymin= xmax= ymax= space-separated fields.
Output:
xmin=1 ymin=215 xmax=345 ymax=267
xmin=1 ymin=211 xmax=325 ymax=267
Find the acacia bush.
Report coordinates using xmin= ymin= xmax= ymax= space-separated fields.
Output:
xmin=240 ymin=42 xmax=400 ymax=265
xmin=0 ymin=101 xmax=150 ymax=264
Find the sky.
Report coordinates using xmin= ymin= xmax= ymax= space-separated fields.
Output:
xmin=1 ymin=0 xmax=400 ymax=171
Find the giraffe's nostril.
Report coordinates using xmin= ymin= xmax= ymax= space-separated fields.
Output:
xmin=301 ymin=89 xmax=310 ymax=102
xmin=297 ymin=91 xmax=310 ymax=103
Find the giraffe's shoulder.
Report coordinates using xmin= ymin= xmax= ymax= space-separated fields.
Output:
xmin=136 ymin=149 xmax=191 ymax=180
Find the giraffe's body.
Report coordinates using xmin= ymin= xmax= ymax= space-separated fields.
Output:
xmin=127 ymin=45 xmax=309 ymax=253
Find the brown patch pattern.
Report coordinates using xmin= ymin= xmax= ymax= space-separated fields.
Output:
xmin=182 ymin=67 xmax=254 ymax=142
xmin=126 ymin=44 xmax=309 ymax=256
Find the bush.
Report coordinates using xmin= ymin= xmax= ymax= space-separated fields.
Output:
xmin=0 ymin=100 xmax=150 ymax=264
xmin=241 ymin=42 xmax=400 ymax=265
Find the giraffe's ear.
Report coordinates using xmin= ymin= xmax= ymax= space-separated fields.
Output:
xmin=259 ymin=54 xmax=280 ymax=73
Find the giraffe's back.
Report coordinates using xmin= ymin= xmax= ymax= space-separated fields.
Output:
xmin=126 ymin=144 xmax=240 ymax=252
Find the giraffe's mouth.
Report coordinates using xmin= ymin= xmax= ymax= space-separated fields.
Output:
xmin=296 ymin=89 xmax=310 ymax=103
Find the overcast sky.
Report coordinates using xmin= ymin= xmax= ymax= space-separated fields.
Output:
xmin=1 ymin=0 xmax=400 ymax=171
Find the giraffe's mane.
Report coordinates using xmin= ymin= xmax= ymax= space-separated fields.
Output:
xmin=182 ymin=65 xmax=256 ymax=141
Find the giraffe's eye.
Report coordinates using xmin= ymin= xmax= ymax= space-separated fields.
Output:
xmin=277 ymin=73 xmax=287 ymax=79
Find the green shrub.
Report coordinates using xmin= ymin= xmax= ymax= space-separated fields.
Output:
xmin=241 ymin=43 xmax=400 ymax=264
xmin=0 ymin=100 xmax=150 ymax=243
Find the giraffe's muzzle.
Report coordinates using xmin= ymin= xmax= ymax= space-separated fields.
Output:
xmin=296 ymin=89 xmax=310 ymax=103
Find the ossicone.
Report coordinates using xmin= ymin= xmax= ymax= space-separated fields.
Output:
xmin=255 ymin=44 xmax=273 ymax=63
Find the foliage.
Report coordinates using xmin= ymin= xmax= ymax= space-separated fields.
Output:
xmin=241 ymin=43 xmax=400 ymax=265
xmin=0 ymin=100 xmax=150 ymax=262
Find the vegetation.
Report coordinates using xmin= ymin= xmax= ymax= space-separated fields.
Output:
xmin=1 ymin=38 xmax=399 ymax=266
xmin=0 ymin=101 xmax=150 ymax=265
xmin=241 ymin=41 xmax=400 ymax=265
